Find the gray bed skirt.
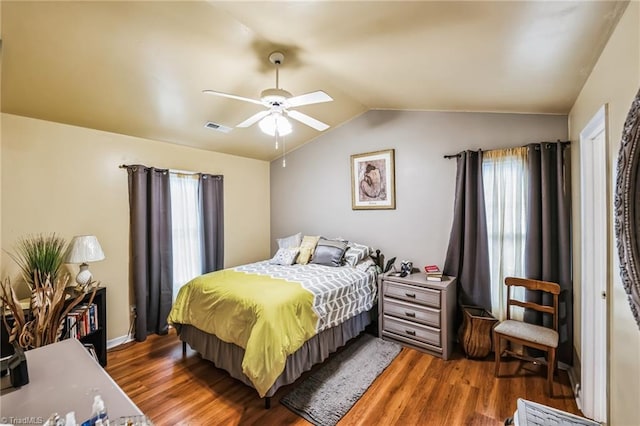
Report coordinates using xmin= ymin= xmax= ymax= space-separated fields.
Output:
xmin=177 ymin=309 xmax=373 ymax=398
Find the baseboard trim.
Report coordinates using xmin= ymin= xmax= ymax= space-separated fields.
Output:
xmin=567 ymin=366 xmax=582 ymax=410
xmin=107 ymin=334 xmax=134 ymax=350
xmin=568 ymin=346 xmax=583 ymax=412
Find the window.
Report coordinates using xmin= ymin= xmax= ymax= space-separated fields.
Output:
xmin=482 ymin=148 xmax=527 ymax=320
xmin=170 ymin=173 xmax=202 ymax=301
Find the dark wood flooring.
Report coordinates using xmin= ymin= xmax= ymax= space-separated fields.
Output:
xmin=106 ymin=329 xmax=582 ymax=425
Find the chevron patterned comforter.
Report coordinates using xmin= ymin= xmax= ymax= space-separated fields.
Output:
xmin=168 ymin=260 xmax=378 ymax=397
xmin=235 ymin=261 xmax=378 ymax=332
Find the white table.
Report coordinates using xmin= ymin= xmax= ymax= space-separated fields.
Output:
xmin=0 ymin=339 xmax=142 ymax=425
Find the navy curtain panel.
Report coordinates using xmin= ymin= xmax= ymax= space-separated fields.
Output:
xmin=199 ymin=174 xmax=224 ymax=273
xmin=524 ymin=142 xmax=573 ymax=365
xmin=443 ymin=150 xmax=492 ymax=312
xmin=126 ymin=165 xmax=173 ymax=342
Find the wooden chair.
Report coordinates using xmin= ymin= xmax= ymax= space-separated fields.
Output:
xmin=493 ymin=277 xmax=560 ymax=397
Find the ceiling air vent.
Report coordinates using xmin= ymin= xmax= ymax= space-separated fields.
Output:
xmin=204 ymin=121 xmax=232 ymax=134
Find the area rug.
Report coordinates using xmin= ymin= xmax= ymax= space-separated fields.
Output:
xmin=280 ymin=333 xmax=402 ymax=426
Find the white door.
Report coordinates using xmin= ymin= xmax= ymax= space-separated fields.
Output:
xmin=579 ymin=105 xmax=608 ymax=422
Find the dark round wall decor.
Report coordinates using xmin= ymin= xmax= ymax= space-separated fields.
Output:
xmin=614 ymin=87 xmax=640 ymax=330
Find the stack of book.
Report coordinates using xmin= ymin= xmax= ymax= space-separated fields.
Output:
xmin=64 ymin=303 xmax=98 ymax=339
xmin=424 ymin=264 xmax=444 ymax=281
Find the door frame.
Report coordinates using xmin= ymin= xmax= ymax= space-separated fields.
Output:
xmin=578 ymin=104 xmax=609 ymax=422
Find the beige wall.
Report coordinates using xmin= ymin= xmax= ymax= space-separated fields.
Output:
xmin=1 ymin=113 xmax=271 ymax=341
xmin=1 ymin=38 xmax=3 ymax=260
xmin=568 ymin=2 xmax=640 ymax=424
xmin=0 ymin=114 xmax=3 ymax=262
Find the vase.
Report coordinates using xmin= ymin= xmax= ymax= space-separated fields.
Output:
xmin=458 ymin=305 xmax=498 ymax=359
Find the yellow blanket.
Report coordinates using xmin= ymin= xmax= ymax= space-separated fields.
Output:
xmin=167 ymin=269 xmax=318 ymax=397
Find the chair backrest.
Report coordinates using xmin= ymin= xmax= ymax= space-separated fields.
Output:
xmin=504 ymin=277 xmax=561 ymax=331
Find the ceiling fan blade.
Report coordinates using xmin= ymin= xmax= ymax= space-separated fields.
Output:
xmin=203 ymin=90 xmax=263 ymax=106
xmin=287 ymin=91 xmax=333 ymax=107
xmin=287 ymin=110 xmax=330 ymax=131
xmin=236 ymin=110 xmax=270 ymax=128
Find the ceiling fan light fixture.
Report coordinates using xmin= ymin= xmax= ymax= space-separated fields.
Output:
xmin=259 ymin=112 xmax=292 ymax=137
xmin=203 ymin=51 xmax=332 ymax=157
xmin=260 ymin=88 xmax=292 ymax=105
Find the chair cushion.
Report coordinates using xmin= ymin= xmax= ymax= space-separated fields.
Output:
xmin=494 ymin=320 xmax=559 ymax=348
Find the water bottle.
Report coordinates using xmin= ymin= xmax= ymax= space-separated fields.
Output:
xmin=81 ymin=395 xmax=109 ymax=426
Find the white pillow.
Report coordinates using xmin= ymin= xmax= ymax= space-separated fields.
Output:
xmin=276 ymin=232 xmax=302 ymax=249
xmin=269 ymin=248 xmax=300 ymax=266
xmin=344 ymin=242 xmax=371 ymax=267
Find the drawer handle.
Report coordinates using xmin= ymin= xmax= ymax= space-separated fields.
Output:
xmin=405 ymin=311 xmax=416 ymax=318
xmin=405 ymin=292 xmax=416 ymax=298
xmin=405 ymin=330 xmax=416 ymax=336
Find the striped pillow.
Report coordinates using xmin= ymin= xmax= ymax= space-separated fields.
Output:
xmin=296 ymin=235 xmax=320 ymax=265
xmin=355 ymin=257 xmax=376 ymax=272
xmin=344 ymin=242 xmax=371 ymax=267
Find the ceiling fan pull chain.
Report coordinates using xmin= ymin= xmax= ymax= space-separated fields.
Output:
xmin=275 ymin=128 xmax=279 ymax=150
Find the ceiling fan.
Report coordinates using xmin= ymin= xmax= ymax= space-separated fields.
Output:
xmin=203 ymin=52 xmax=333 ymax=136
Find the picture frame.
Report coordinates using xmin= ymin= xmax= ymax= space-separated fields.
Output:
xmin=351 ymin=149 xmax=396 ymax=210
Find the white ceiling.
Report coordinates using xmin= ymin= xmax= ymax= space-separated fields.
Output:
xmin=1 ymin=1 xmax=628 ymax=161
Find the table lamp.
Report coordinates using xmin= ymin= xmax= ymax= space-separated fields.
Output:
xmin=64 ymin=235 xmax=105 ymax=289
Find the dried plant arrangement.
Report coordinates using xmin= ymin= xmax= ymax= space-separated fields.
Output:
xmin=0 ymin=274 xmax=97 ymax=350
xmin=7 ymin=233 xmax=67 ymax=289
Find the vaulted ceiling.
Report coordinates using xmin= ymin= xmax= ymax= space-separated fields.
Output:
xmin=1 ymin=1 xmax=628 ymax=161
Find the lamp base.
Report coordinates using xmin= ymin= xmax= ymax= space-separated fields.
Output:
xmin=74 ymin=263 xmax=93 ymax=292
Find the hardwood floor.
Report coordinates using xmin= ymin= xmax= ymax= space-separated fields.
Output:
xmin=107 ymin=329 xmax=582 ymax=425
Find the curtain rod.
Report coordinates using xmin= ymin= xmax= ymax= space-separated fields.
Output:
xmin=119 ymin=164 xmax=208 ymax=176
xmin=443 ymin=140 xmax=571 ymax=159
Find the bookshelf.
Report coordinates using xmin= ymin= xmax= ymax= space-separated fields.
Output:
xmin=1 ymin=287 xmax=108 ymax=367
xmin=63 ymin=287 xmax=107 ymax=367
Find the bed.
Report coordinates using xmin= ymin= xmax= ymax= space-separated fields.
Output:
xmin=167 ymin=237 xmax=382 ymax=407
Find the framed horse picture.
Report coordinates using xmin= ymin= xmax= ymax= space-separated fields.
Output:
xmin=350 ymin=149 xmax=396 ymax=210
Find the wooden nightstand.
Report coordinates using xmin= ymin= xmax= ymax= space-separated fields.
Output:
xmin=378 ymin=272 xmax=457 ymax=360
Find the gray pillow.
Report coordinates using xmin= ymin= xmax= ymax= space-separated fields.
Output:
xmin=310 ymin=238 xmax=348 ymax=267
xmin=277 ymin=232 xmax=302 ymax=249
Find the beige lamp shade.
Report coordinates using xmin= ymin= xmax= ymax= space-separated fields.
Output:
xmin=65 ymin=235 xmax=105 ymax=287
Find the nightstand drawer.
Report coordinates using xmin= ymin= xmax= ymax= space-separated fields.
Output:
xmin=382 ymin=298 xmax=441 ymax=328
xmin=384 ymin=281 xmax=441 ymax=308
xmin=383 ymin=315 xmax=440 ymax=347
